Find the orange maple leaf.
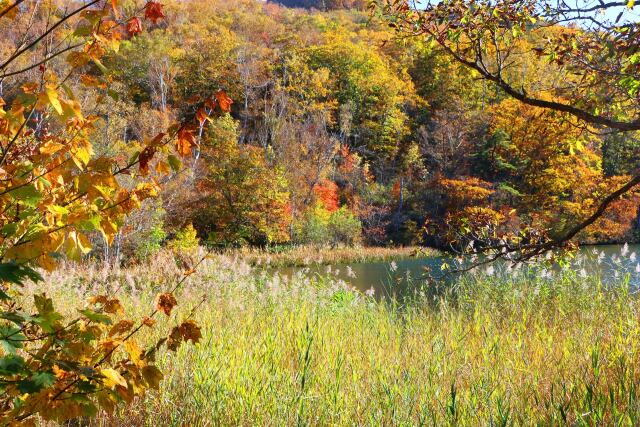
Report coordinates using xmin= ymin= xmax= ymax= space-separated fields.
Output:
xmin=215 ymin=90 xmax=233 ymax=113
xmin=196 ymin=107 xmax=209 ymax=126
xmin=176 ymin=127 xmax=196 ymax=158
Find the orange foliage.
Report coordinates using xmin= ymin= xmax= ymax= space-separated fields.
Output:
xmin=435 ymin=177 xmax=494 ymax=209
xmin=392 ymin=181 xmax=402 ymax=200
xmin=314 ymin=179 xmax=340 ymax=213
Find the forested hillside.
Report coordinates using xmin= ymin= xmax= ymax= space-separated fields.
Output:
xmin=269 ymin=0 xmax=367 ymax=10
xmin=111 ymin=0 xmax=640 ymax=252
xmin=3 ymin=0 xmax=638 ymax=259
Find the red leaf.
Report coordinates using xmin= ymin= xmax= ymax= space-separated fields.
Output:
xmin=139 ymin=146 xmax=156 ymax=176
xmin=144 ymin=1 xmax=165 ymax=24
xmin=126 ymin=17 xmax=143 ymax=37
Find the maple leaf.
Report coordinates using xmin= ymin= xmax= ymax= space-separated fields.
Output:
xmin=215 ymin=90 xmax=233 ymax=113
xmin=141 ymin=365 xmax=163 ymax=389
xmin=144 ymin=1 xmax=165 ymax=24
xmin=149 ymin=132 xmax=167 ymax=146
xmin=101 ymin=368 xmax=127 ymax=389
xmin=124 ymin=340 xmax=144 ymax=367
xmin=156 ymin=292 xmax=177 ymax=316
xmin=142 ymin=317 xmax=156 ymax=327
xmin=109 ymin=320 xmax=134 ymax=337
xmin=126 ymin=17 xmax=143 ymax=37
xmin=104 ymin=298 xmax=124 ymax=315
xmin=176 ymin=127 xmax=196 ymax=158
xmin=167 ymin=320 xmax=202 ymax=351
xmin=90 ymin=295 xmax=124 ymax=314
xmin=139 ymin=146 xmax=156 ymax=176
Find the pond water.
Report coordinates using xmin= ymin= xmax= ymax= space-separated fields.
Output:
xmin=272 ymin=244 xmax=640 ymax=298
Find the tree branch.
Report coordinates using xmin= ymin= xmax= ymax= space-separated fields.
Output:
xmin=0 ymin=0 xmax=25 ymax=20
xmin=0 ymin=0 xmax=100 ymax=72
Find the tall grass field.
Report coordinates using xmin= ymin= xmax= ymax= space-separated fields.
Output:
xmin=30 ymin=250 xmax=640 ymax=426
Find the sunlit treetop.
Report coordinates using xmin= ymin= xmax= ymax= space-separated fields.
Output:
xmin=377 ymin=0 xmax=640 ymax=131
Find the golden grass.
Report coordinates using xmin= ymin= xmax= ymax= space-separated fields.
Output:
xmin=30 ymin=251 xmax=640 ymax=426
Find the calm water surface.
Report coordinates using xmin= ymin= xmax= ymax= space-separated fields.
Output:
xmin=273 ymin=244 xmax=640 ymax=297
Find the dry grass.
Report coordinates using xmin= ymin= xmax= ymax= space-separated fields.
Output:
xmin=221 ymin=244 xmax=437 ymax=268
xmin=29 ymin=250 xmax=640 ymax=426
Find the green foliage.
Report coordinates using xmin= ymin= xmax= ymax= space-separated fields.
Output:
xmin=602 ymin=132 xmax=640 ymax=176
xmin=305 ymin=33 xmax=414 ymax=159
xmin=296 ymin=204 xmax=362 ymax=246
xmin=112 ymin=30 xmax=183 ymax=107
xmin=296 ymin=206 xmax=332 ymax=245
xmin=92 ymin=0 xmax=640 ymax=249
xmin=0 ymin=263 xmax=42 ymax=289
xmin=473 ymin=129 xmax=518 ymax=178
xmin=134 ymin=209 xmax=168 ymax=261
xmin=327 ymin=206 xmax=362 ymax=246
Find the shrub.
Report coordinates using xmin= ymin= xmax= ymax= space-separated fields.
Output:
xmin=295 ymin=202 xmax=332 ymax=245
xmin=296 ymin=204 xmax=362 ymax=246
xmin=328 ymin=207 xmax=362 ymax=246
xmin=133 ymin=207 xmax=168 ymax=262
xmin=169 ymin=223 xmax=200 ymax=252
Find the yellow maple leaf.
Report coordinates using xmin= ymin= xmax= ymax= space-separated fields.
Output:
xmin=124 ymin=340 xmax=145 ymax=367
xmin=101 ymin=368 xmax=127 ymax=389
xmin=45 ymin=85 xmax=63 ymax=115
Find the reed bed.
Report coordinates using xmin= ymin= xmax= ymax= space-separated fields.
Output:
xmin=219 ymin=244 xmax=435 ymax=268
xmin=31 ymin=250 xmax=640 ymax=426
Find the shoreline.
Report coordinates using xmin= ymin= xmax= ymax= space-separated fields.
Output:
xmin=219 ymin=245 xmax=440 ymax=268
xmin=217 ymin=241 xmax=639 ymax=269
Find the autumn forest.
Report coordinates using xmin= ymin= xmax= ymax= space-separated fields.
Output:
xmin=135 ymin=1 xmax=640 ymax=251
xmin=2 ymin=0 xmax=640 ymax=424
xmin=95 ymin=0 xmax=640 ymax=256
